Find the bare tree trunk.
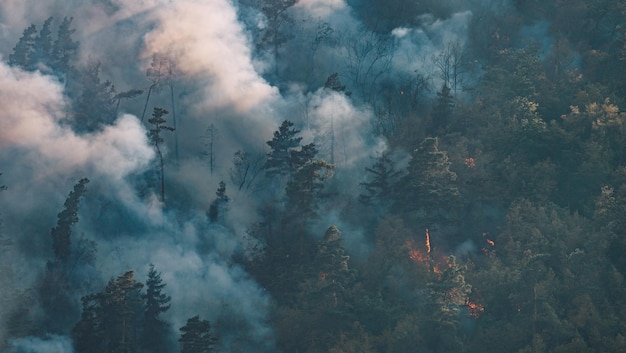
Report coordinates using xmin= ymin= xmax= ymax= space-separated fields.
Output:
xmin=141 ymin=85 xmax=155 ymax=122
xmin=170 ymin=84 xmax=178 ymax=161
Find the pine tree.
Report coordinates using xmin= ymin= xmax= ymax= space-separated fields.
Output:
xmin=33 ymin=17 xmax=54 ymax=69
xmin=73 ymin=62 xmax=117 ymax=132
xmin=148 ymin=107 xmax=175 ymax=205
xmin=359 ymin=151 xmax=401 ymax=206
xmin=179 ymin=315 xmax=218 ymax=353
xmin=397 ymin=137 xmax=459 ymax=224
xmin=265 ymin=120 xmax=303 ymax=178
xmin=51 ymin=178 xmax=89 ymax=265
xmin=259 ymin=0 xmax=297 ymax=74
xmin=285 ymin=159 xmax=334 ymax=218
xmin=425 ymin=255 xmax=471 ymax=353
xmin=73 ymin=271 xmax=144 ymax=353
xmin=308 ymin=226 xmax=356 ymax=307
xmin=8 ymin=24 xmax=37 ymax=70
xmin=208 ymin=181 xmax=229 ymax=223
xmin=52 ymin=16 xmax=78 ymax=75
xmin=430 ymin=83 xmax=455 ymax=133
xmin=143 ymin=264 xmax=172 ymax=353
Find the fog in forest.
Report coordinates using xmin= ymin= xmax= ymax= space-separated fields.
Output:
xmin=2 ymin=0 xmax=626 ymax=352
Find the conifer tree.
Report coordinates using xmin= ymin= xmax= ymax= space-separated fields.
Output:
xmin=179 ymin=315 xmax=218 ymax=353
xmin=52 ymin=16 xmax=78 ymax=75
xmin=143 ymin=264 xmax=172 ymax=353
xmin=285 ymin=159 xmax=334 ymax=218
xmin=9 ymin=24 xmax=37 ymax=70
xmin=359 ymin=151 xmax=401 ymax=206
xmin=73 ymin=62 xmax=117 ymax=132
xmin=265 ymin=120 xmax=302 ymax=178
xmin=208 ymin=181 xmax=229 ymax=223
xmin=430 ymin=83 xmax=455 ymax=133
xmin=51 ymin=178 xmax=89 ymax=265
xmin=397 ymin=137 xmax=459 ymax=224
xmin=148 ymin=107 xmax=175 ymax=205
xmin=73 ymin=271 xmax=144 ymax=353
xmin=33 ymin=17 xmax=54 ymax=69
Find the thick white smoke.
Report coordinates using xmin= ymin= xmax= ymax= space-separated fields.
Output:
xmin=141 ymin=0 xmax=280 ymax=113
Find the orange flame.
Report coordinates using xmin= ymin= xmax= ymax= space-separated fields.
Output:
xmin=425 ymin=228 xmax=431 ymax=254
xmin=406 ymin=240 xmax=428 ymax=262
xmin=486 ymin=239 xmax=495 ymax=247
xmin=465 ymin=298 xmax=485 ymax=318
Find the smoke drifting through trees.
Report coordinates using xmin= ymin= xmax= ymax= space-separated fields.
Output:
xmin=2 ymin=0 xmax=626 ymax=352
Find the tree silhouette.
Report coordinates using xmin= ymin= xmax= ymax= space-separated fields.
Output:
xmin=148 ymin=107 xmax=175 ymax=205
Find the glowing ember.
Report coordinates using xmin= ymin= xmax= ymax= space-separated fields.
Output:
xmin=465 ymin=298 xmax=485 ymax=318
xmin=425 ymin=228 xmax=431 ymax=254
xmin=406 ymin=240 xmax=428 ymax=262
xmin=486 ymin=239 xmax=495 ymax=247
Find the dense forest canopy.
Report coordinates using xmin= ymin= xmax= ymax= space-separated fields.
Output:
xmin=1 ymin=0 xmax=626 ymax=352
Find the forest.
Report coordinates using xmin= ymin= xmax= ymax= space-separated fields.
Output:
xmin=1 ymin=0 xmax=626 ymax=352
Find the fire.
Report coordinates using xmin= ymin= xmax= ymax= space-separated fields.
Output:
xmin=465 ymin=298 xmax=485 ymax=318
xmin=482 ymin=232 xmax=495 ymax=256
xmin=406 ymin=228 xmax=432 ymax=263
xmin=406 ymin=240 xmax=428 ymax=262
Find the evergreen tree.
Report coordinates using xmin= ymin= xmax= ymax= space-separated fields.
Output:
xmin=285 ymin=159 xmax=334 ymax=218
xmin=8 ymin=24 xmax=37 ymax=70
xmin=73 ymin=62 xmax=117 ymax=132
xmin=259 ymin=0 xmax=297 ymax=74
xmin=72 ymin=293 xmax=105 ymax=353
xmin=143 ymin=264 xmax=172 ymax=353
xmin=148 ymin=107 xmax=175 ymax=205
xmin=40 ymin=178 xmax=90 ymax=334
xmin=429 ymin=83 xmax=455 ymax=133
xmin=51 ymin=178 xmax=89 ymax=265
xmin=265 ymin=120 xmax=302 ymax=178
xmin=425 ymin=255 xmax=471 ymax=353
xmin=359 ymin=151 xmax=401 ymax=206
xmin=179 ymin=315 xmax=218 ymax=353
xmin=73 ymin=270 xmax=144 ymax=353
xmin=306 ymin=226 xmax=356 ymax=307
xmin=208 ymin=181 xmax=229 ymax=223
xmin=52 ymin=16 xmax=78 ymax=75
xmin=32 ymin=17 xmax=54 ymax=69
xmin=397 ymin=137 xmax=460 ymax=224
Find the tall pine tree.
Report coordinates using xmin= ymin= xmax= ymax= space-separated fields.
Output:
xmin=143 ymin=264 xmax=172 ymax=353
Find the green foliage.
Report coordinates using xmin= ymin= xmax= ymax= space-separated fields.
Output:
xmin=73 ymin=270 xmax=144 ymax=353
xmin=208 ymin=181 xmax=229 ymax=223
xmin=9 ymin=24 xmax=37 ymax=70
xmin=52 ymin=16 xmax=79 ymax=74
xmin=265 ymin=120 xmax=303 ymax=178
xmin=359 ymin=151 xmax=401 ymax=206
xmin=179 ymin=315 xmax=218 ymax=353
xmin=73 ymin=62 xmax=117 ymax=132
xmin=51 ymin=178 xmax=89 ymax=265
xmin=9 ymin=16 xmax=78 ymax=75
xmin=429 ymin=83 xmax=455 ymax=133
xmin=148 ymin=107 xmax=175 ymax=204
xmin=395 ymin=137 xmax=460 ymax=225
xmin=143 ymin=264 xmax=172 ymax=353
xmin=285 ymin=159 xmax=334 ymax=218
